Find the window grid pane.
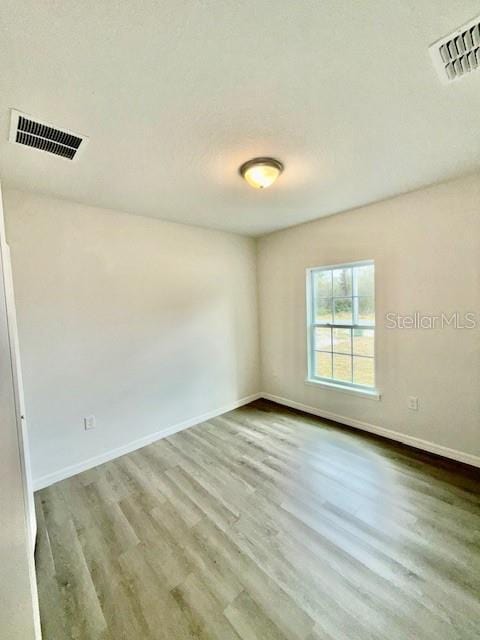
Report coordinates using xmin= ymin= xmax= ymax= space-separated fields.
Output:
xmin=333 ymin=297 xmax=352 ymax=324
xmin=314 ymin=327 xmax=332 ymax=352
xmin=353 ymin=329 xmax=374 ymax=357
xmin=315 ymin=298 xmax=332 ymax=324
xmin=356 ymin=296 xmax=375 ymax=325
xmin=333 ymin=268 xmax=352 ymax=297
xmin=333 ymin=354 xmax=352 ymax=382
xmin=333 ymin=328 xmax=352 ymax=355
xmin=313 ymin=269 xmax=332 ymax=298
xmin=353 ymin=355 xmax=375 ymax=387
xmin=315 ymin=351 xmax=333 ymax=379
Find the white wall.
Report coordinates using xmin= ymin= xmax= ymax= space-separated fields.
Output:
xmin=257 ymin=172 xmax=480 ymax=462
xmin=5 ymin=171 xmax=480 ymax=489
xmin=4 ymin=190 xmax=260 ymax=486
xmin=0 ymin=188 xmax=40 ymax=639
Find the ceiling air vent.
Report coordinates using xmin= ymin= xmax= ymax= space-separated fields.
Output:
xmin=430 ymin=14 xmax=480 ymax=83
xmin=9 ymin=110 xmax=88 ymax=160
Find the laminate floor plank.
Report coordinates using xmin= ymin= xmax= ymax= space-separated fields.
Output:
xmin=35 ymin=399 xmax=480 ymax=639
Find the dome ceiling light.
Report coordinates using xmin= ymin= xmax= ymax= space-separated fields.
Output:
xmin=239 ymin=157 xmax=284 ymax=189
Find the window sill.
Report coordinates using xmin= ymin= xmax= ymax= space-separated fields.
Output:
xmin=305 ymin=378 xmax=381 ymax=400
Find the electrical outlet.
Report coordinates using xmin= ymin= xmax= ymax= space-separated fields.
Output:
xmin=84 ymin=415 xmax=96 ymax=430
xmin=407 ymin=396 xmax=418 ymax=411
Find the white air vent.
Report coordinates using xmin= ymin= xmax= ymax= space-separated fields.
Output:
xmin=430 ymin=14 xmax=480 ymax=83
xmin=9 ymin=110 xmax=88 ymax=160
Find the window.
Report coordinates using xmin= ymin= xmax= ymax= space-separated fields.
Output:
xmin=307 ymin=261 xmax=376 ymax=392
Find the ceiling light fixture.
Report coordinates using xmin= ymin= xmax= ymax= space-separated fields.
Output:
xmin=239 ymin=157 xmax=284 ymax=189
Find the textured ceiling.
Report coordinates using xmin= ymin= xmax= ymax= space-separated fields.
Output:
xmin=0 ymin=1 xmax=479 ymax=236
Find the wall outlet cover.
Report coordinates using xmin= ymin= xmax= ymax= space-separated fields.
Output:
xmin=84 ymin=415 xmax=96 ymax=430
xmin=407 ymin=396 xmax=418 ymax=411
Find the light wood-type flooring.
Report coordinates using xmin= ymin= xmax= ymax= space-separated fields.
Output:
xmin=35 ymin=400 xmax=480 ymax=639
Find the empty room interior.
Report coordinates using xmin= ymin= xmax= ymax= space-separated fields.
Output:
xmin=2 ymin=2 xmax=480 ymax=639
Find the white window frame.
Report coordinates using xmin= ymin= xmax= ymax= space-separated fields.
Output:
xmin=306 ymin=259 xmax=380 ymax=399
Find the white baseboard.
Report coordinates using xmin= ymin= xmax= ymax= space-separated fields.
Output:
xmin=33 ymin=392 xmax=262 ymax=490
xmin=34 ymin=390 xmax=480 ymax=490
xmin=261 ymin=392 xmax=480 ymax=469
